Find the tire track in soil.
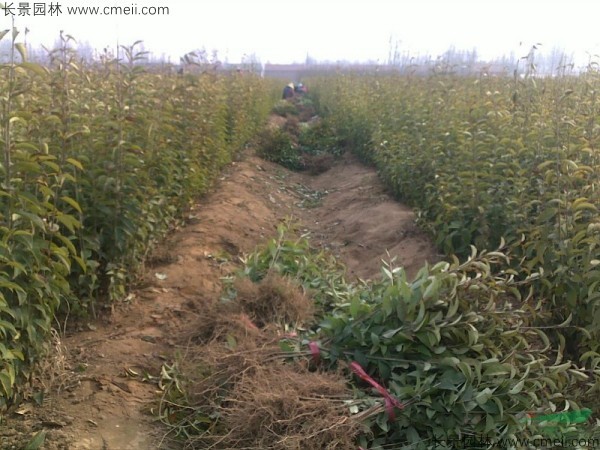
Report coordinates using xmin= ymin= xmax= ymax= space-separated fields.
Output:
xmin=1 ymin=151 xmax=439 ymax=449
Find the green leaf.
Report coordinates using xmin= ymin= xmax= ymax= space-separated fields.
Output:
xmin=19 ymin=62 xmax=47 ymax=76
xmin=55 ymin=212 xmax=81 ymax=233
xmin=537 ymin=208 xmax=557 ymax=223
xmin=382 ymin=327 xmax=402 ymax=339
xmin=551 ymin=362 xmax=571 ymax=373
xmin=485 ymin=413 xmax=496 ymax=433
xmin=15 ymin=42 xmax=27 ymax=61
xmin=557 ymin=314 xmax=572 ymax=328
xmin=24 ymin=431 xmax=47 ymax=450
xmin=0 ymin=343 xmax=16 ymax=360
xmin=66 ymin=157 xmax=84 ymax=171
xmin=508 ymin=379 xmax=525 ymax=395
xmin=573 ymin=202 xmax=597 ymax=213
xmin=226 ymin=334 xmax=237 ymax=350
xmin=349 ymin=295 xmax=361 ymax=318
xmin=483 ymin=362 xmax=511 ymax=377
xmin=32 ymin=391 xmax=44 ymax=406
xmin=0 ymin=370 xmax=13 ymax=397
xmin=467 ymin=324 xmax=478 ymax=346
xmin=370 ymin=332 xmax=380 ymax=346
xmin=445 ymin=297 xmax=459 ymax=319
xmin=14 ymin=142 xmax=39 ymax=152
xmin=475 ymin=388 xmax=494 ymax=406
xmin=439 ymin=357 xmax=460 ymax=366
xmin=61 ymin=196 xmax=83 ymax=214
xmin=423 ymin=277 xmax=440 ymax=301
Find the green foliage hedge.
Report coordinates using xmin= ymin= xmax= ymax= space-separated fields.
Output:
xmin=310 ymin=70 xmax=600 ymax=362
xmin=0 ymin=31 xmax=275 ymax=409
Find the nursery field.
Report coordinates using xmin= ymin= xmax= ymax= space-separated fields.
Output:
xmin=0 ymin=29 xmax=275 ymax=429
xmin=306 ymin=68 xmax=600 ymax=445
xmin=2 ymin=26 xmax=600 ymax=450
xmin=311 ymin=68 xmax=600 ymax=353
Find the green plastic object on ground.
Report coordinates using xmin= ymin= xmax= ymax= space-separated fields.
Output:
xmin=529 ymin=409 xmax=593 ymax=425
xmin=525 ymin=408 xmax=595 ymax=440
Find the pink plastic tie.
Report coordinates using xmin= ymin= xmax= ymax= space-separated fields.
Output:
xmin=349 ymin=361 xmax=404 ymax=421
xmin=308 ymin=341 xmax=320 ymax=364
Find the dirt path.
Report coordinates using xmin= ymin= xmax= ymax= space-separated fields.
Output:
xmin=2 ymin=151 xmax=438 ymax=449
xmin=304 ymin=153 xmax=438 ymax=280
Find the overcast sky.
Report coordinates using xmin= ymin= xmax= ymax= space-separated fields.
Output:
xmin=4 ymin=0 xmax=600 ymax=66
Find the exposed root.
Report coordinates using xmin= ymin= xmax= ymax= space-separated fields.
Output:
xmin=185 ymin=272 xmax=313 ymax=344
xmin=173 ymin=341 xmax=362 ymax=450
xmin=233 ymin=272 xmax=314 ymax=327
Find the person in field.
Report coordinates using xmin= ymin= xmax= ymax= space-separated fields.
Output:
xmin=295 ymin=82 xmax=308 ymax=94
xmin=282 ymin=82 xmax=295 ymax=99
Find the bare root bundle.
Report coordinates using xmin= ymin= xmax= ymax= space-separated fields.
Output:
xmin=181 ymin=343 xmax=361 ymax=449
xmin=233 ymin=272 xmax=314 ymax=327
xmin=186 ymin=272 xmax=313 ymax=344
xmin=179 ymin=341 xmax=269 ymax=411
xmin=170 ymin=271 xmax=361 ymax=448
xmin=30 ymin=329 xmax=78 ymax=397
xmin=185 ymin=301 xmax=261 ymax=344
xmin=220 ymin=365 xmax=361 ymax=449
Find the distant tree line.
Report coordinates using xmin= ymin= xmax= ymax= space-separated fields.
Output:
xmin=0 ymin=37 xmax=585 ymax=76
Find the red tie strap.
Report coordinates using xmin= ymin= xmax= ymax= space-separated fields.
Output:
xmin=349 ymin=361 xmax=404 ymax=421
xmin=308 ymin=341 xmax=320 ymax=364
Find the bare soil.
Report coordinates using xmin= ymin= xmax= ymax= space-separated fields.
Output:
xmin=1 ymin=144 xmax=439 ymax=449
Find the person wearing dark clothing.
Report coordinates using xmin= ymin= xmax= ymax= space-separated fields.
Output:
xmin=282 ymin=82 xmax=295 ymax=99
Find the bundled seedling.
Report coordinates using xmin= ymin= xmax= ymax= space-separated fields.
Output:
xmin=159 ymin=343 xmax=362 ymax=450
xmin=161 ymin=225 xmax=597 ymax=449
xmin=158 ymin=246 xmax=360 ymax=449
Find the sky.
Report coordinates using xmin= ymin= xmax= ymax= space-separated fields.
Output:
xmin=3 ymin=0 xmax=600 ymax=66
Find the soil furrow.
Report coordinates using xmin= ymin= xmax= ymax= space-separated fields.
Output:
xmin=2 ymin=151 xmax=438 ymax=449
